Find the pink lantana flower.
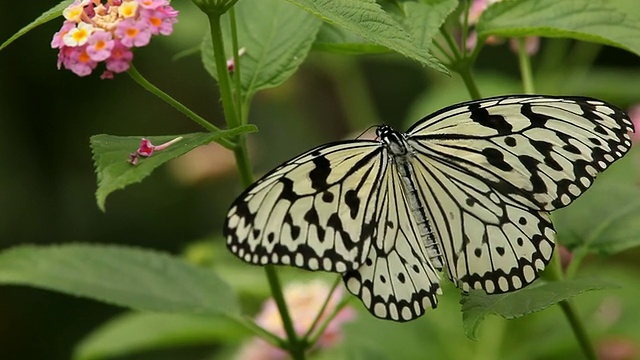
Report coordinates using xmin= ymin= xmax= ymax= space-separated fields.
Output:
xmin=115 ymin=18 xmax=151 ymax=47
xmin=86 ymin=31 xmax=115 ymax=61
xmin=52 ymin=0 xmax=178 ymax=78
xmin=237 ymin=281 xmax=356 ymax=360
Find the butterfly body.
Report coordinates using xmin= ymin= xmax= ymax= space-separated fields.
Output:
xmin=224 ymin=95 xmax=633 ymax=321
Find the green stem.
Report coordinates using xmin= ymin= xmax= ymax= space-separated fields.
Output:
xmin=517 ymin=38 xmax=535 ymax=94
xmin=441 ymin=27 xmax=462 ymax=62
xmin=302 ymin=276 xmax=341 ymax=343
xmin=457 ymin=65 xmax=482 ymax=100
xmin=126 ymin=65 xmax=235 ymax=149
xmin=227 ymin=315 xmax=285 ymax=348
xmin=307 ymin=294 xmax=351 ymax=346
xmin=207 ymin=12 xmax=303 ymax=360
xmin=264 ymin=265 xmax=305 ymax=360
xmin=547 ymin=250 xmax=598 ymax=360
xmin=228 ymin=7 xmax=244 ymax=123
xmin=461 ymin=0 xmax=471 ymax=59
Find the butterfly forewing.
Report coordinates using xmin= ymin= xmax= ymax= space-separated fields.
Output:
xmin=407 ymin=96 xmax=633 ymax=211
xmin=344 ymin=161 xmax=441 ymax=321
xmin=225 ymin=141 xmax=386 ymax=273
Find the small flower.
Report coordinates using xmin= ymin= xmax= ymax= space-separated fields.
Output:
xmin=63 ymin=22 xmax=95 ymax=47
xmin=86 ymin=31 xmax=115 ymax=62
xmin=118 ymin=0 xmax=139 ymax=18
xmin=128 ymin=136 xmax=183 ymax=165
xmin=237 ymin=281 xmax=356 ymax=360
xmin=52 ymin=0 xmax=179 ymax=78
xmin=227 ymin=47 xmax=246 ymax=73
xmin=115 ymin=18 xmax=151 ymax=47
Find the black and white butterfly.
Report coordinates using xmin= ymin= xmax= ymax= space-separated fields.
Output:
xmin=224 ymin=95 xmax=633 ymax=321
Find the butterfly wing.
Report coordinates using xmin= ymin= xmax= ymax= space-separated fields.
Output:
xmin=405 ymin=95 xmax=633 ymax=292
xmin=343 ymin=161 xmax=442 ymax=321
xmin=224 ymin=141 xmax=386 ymax=273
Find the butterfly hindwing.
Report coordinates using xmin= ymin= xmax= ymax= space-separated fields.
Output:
xmin=408 ymin=153 xmax=555 ymax=293
xmin=344 ymin=161 xmax=441 ymax=321
xmin=225 ymin=141 xmax=386 ymax=273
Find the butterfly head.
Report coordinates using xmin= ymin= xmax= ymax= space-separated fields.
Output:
xmin=377 ymin=125 xmax=409 ymax=156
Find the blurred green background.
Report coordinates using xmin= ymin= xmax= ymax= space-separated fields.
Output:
xmin=1 ymin=1 xmax=640 ymax=359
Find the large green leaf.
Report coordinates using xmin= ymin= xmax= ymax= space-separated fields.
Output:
xmin=476 ymin=0 xmax=640 ymax=57
xmin=202 ymin=0 xmax=322 ymax=102
xmin=74 ymin=312 xmax=249 ymax=360
xmin=0 ymin=0 xmax=72 ymax=50
xmin=398 ymin=0 xmax=459 ymax=51
xmin=0 ymin=244 xmax=240 ymax=316
xmin=313 ymin=23 xmax=389 ymax=54
xmin=461 ymin=278 xmax=616 ymax=340
xmin=91 ymin=126 xmax=255 ymax=211
xmin=286 ymin=0 xmax=448 ymax=73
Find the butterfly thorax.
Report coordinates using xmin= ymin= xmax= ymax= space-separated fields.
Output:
xmin=377 ymin=125 xmax=410 ymax=157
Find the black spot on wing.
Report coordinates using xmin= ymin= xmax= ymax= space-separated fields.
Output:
xmin=469 ymin=104 xmax=514 ymax=134
xmin=309 ymin=156 xmax=331 ymax=191
xmin=482 ymin=148 xmax=513 ymax=171
xmin=345 ymin=189 xmax=360 ymax=219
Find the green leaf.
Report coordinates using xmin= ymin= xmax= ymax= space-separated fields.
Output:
xmin=398 ymin=0 xmax=459 ymax=51
xmin=0 ymin=244 xmax=240 ymax=316
xmin=553 ymin=150 xmax=640 ymax=255
xmin=74 ymin=312 xmax=249 ymax=360
xmin=91 ymin=126 xmax=256 ymax=211
xmin=461 ymin=278 xmax=617 ymax=340
xmin=202 ymin=0 xmax=322 ymax=102
xmin=286 ymin=0 xmax=448 ymax=73
xmin=0 ymin=0 xmax=73 ymax=51
xmin=476 ymin=0 xmax=640 ymax=57
xmin=314 ymin=23 xmax=389 ymax=54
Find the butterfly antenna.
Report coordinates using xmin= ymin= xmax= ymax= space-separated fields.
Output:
xmin=356 ymin=125 xmax=379 ymax=140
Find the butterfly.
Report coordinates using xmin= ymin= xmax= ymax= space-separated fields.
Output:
xmin=224 ymin=95 xmax=633 ymax=321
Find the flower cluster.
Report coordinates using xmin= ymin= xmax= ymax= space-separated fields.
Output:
xmin=237 ymin=281 xmax=356 ymax=360
xmin=51 ymin=0 xmax=178 ymax=78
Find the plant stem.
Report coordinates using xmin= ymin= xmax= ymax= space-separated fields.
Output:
xmin=207 ymin=11 xmax=303 ymax=360
xmin=517 ymin=38 xmax=535 ymax=94
xmin=302 ymin=276 xmax=341 ymax=343
xmin=126 ymin=65 xmax=235 ymax=149
xmin=457 ymin=64 xmax=482 ymax=100
xmin=547 ymin=250 xmax=598 ymax=360
xmin=265 ymin=266 xmax=305 ymax=360
xmin=228 ymin=7 xmax=244 ymax=123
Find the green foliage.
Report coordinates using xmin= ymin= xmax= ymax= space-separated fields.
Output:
xmin=90 ymin=127 xmax=255 ymax=211
xmin=461 ymin=279 xmax=617 ymax=340
xmin=477 ymin=0 xmax=640 ymax=57
xmin=74 ymin=313 xmax=249 ymax=360
xmin=202 ymin=0 xmax=322 ymax=103
xmin=286 ymin=0 xmax=448 ymax=73
xmin=0 ymin=244 xmax=240 ymax=316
